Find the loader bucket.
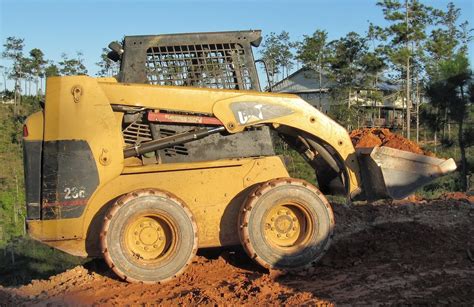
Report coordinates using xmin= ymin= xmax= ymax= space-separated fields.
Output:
xmin=356 ymin=146 xmax=457 ymax=201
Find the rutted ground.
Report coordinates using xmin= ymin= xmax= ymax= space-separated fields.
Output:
xmin=1 ymin=195 xmax=473 ymax=305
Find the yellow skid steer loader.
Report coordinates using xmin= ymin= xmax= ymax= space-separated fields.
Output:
xmin=23 ymin=30 xmax=456 ymax=283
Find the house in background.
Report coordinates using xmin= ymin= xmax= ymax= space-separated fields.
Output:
xmin=270 ymin=67 xmax=405 ymax=129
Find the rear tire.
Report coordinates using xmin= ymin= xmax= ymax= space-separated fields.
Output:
xmin=239 ymin=178 xmax=334 ymax=271
xmin=101 ymin=189 xmax=198 ymax=284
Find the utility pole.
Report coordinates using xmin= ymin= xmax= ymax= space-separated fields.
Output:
xmin=405 ymin=0 xmax=411 ymax=139
xmin=416 ymin=77 xmax=420 ymax=143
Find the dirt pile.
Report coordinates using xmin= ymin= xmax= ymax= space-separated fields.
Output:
xmin=350 ymin=128 xmax=431 ymax=155
xmin=440 ymin=192 xmax=474 ymax=204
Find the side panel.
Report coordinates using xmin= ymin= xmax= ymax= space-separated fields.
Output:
xmin=26 ymin=156 xmax=289 ymax=257
xmin=41 ymin=76 xmax=125 ymax=220
xmin=23 ymin=140 xmax=42 ymax=219
xmin=23 ymin=111 xmax=44 ymax=220
xmin=150 ymin=124 xmax=275 ymax=163
xmin=41 ymin=140 xmax=99 ymax=219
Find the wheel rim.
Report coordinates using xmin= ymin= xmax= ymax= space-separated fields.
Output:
xmin=263 ymin=202 xmax=314 ymax=250
xmin=124 ymin=214 xmax=175 ymax=262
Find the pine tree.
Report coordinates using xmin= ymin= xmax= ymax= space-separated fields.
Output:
xmin=296 ymin=29 xmax=330 ymax=110
xmin=326 ymin=32 xmax=368 ymax=128
xmin=29 ymin=48 xmax=47 ymax=95
xmin=58 ymin=51 xmax=88 ymax=76
xmin=1 ymin=37 xmax=25 ymax=106
xmin=260 ymin=31 xmax=295 ymax=87
xmin=426 ymin=53 xmax=471 ymax=191
xmin=377 ymin=0 xmax=434 ymax=139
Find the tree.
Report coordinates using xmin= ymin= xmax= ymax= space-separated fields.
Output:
xmin=58 ymin=52 xmax=88 ymax=76
xmin=328 ymin=32 xmax=367 ymax=101
xmin=0 ymin=65 xmax=7 ymax=93
xmin=425 ymin=3 xmax=462 ymax=77
xmin=425 ymin=53 xmax=471 ymax=191
xmin=29 ymin=48 xmax=47 ymax=95
xmin=365 ymin=22 xmax=387 ymax=87
xmin=326 ymin=32 xmax=370 ymax=128
xmin=1 ymin=37 xmax=25 ymax=106
xmin=96 ymin=47 xmax=120 ymax=77
xmin=296 ymin=29 xmax=330 ymax=109
xmin=424 ymin=2 xmax=472 ymax=144
xmin=377 ymin=0 xmax=434 ymax=139
xmin=276 ymin=31 xmax=295 ymax=79
xmin=44 ymin=62 xmax=60 ymax=78
xmin=20 ymin=54 xmax=33 ymax=96
xmin=260 ymin=31 xmax=295 ymax=87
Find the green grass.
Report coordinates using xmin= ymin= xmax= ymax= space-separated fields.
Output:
xmin=0 ymin=237 xmax=88 ymax=287
xmin=416 ymin=142 xmax=473 ymax=199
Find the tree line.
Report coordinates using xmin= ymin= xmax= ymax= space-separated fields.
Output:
xmin=0 ymin=40 xmax=118 ymax=102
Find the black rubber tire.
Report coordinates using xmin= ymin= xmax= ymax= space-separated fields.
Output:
xmin=239 ymin=178 xmax=334 ymax=271
xmin=100 ymin=189 xmax=198 ymax=284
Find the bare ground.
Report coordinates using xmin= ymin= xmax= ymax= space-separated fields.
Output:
xmin=1 ymin=196 xmax=473 ymax=305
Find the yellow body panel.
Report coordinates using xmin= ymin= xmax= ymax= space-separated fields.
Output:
xmin=43 ymin=77 xmax=124 ymax=186
xmin=25 ymin=76 xmax=362 ymax=257
xmin=24 ymin=111 xmax=43 ymax=140
xmin=27 ymin=156 xmax=289 ymax=256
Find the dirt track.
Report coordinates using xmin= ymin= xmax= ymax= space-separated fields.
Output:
xmin=1 ymin=196 xmax=473 ymax=305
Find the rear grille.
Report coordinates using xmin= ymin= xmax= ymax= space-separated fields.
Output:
xmin=156 ymin=127 xmax=189 ymax=157
xmin=123 ymin=122 xmax=152 ymax=146
xmin=146 ymin=43 xmax=252 ymax=90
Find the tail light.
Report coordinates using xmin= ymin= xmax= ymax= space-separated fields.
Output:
xmin=23 ymin=124 xmax=29 ymax=137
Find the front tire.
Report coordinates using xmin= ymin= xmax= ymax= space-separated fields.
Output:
xmin=101 ymin=189 xmax=198 ymax=284
xmin=239 ymin=178 xmax=334 ymax=271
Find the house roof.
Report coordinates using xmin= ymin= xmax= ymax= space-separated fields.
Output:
xmin=271 ymin=67 xmax=335 ymax=93
xmin=271 ymin=67 xmax=401 ymax=93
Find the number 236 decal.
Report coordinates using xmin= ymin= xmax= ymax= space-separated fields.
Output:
xmin=64 ymin=187 xmax=86 ymax=200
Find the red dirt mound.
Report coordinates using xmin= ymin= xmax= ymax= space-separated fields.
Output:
xmin=440 ymin=192 xmax=474 ymax=204
xmin=350 ymin=128 xmax=432 ymax=156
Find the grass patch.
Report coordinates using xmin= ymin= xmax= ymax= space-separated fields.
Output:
xmin=0 ymin=237 xmax=89 ymax=287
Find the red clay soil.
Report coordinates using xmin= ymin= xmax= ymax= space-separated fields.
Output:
xmin=0 ymin=196 xmax=473 ymax=305
xmin=441 ymin=192 xmax=474 ymax=204
xmin=350 ymin=128 xmax=432 ymax=156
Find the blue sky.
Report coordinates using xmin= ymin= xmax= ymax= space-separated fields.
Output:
xmin=0 ymin=0 xmax=473 ymax=85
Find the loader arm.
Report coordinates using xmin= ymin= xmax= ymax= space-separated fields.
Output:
xmin=97 ymin=78 xmax=362 ymax=197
